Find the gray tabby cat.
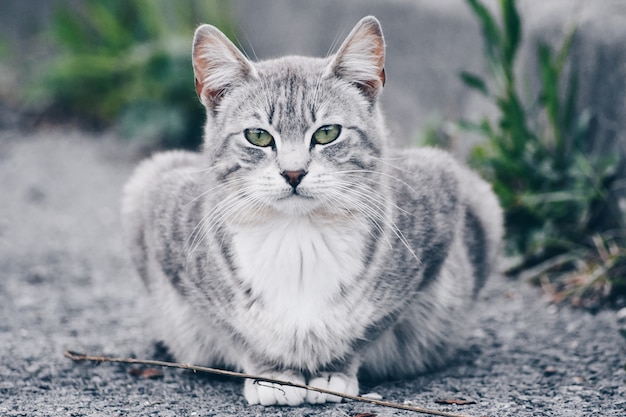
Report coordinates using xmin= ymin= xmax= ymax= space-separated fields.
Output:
xmin=122 ymin=16 xmax=503 ymax=406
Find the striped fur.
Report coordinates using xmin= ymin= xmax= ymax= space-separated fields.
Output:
xmin=122 ymin=16 xmax=503 ymax=406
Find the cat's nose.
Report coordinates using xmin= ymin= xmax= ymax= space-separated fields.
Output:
xmin=281 ymin=169 xmax=307 ymax=188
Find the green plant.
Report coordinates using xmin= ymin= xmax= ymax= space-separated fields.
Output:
xmin=31 ymin=0 xmax=236 ymax=149
xmin=461 ymin=0 xmax=625 ymax=308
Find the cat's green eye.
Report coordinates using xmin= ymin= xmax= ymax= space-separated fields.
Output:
xmin=312 ymin=124 xmax=342 ymax=145
xmin=244 ymin=128 xmax=274 ymax=147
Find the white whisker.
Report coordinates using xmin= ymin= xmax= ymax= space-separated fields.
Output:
xmin=329 ymin=180 xmax=421 ymax=266
xmin=333 ymin=169 xmax=424 ymax=199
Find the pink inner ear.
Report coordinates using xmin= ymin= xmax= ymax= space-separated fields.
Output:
xmin=330 ymin=18 xmax=386 ymax=99
xmin=195 ymin=77 xmax=203 ymax=98
xmin=192 ymin=26 xmax=257 ymax=109
xmin=371 ymin=31 xmax=385 ymax=86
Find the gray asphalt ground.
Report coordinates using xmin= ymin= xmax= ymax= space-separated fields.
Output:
xmin=1 ymin=128 xmax=625 ymax=416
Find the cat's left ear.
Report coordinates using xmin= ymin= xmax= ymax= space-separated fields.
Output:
xmin=327 ymin=16 xmax=386 ymax=101
xmin=192 ymin=24 xmax=257 ymax=109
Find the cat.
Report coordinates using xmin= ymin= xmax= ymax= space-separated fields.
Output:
xmin=121 ymin=16 xmax=503 ymax=406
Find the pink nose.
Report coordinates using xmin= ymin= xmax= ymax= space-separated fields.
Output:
xmin=281 ymin=170 xmax=307 ymax=188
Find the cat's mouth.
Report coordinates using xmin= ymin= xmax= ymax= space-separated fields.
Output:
xmin=277 ymin=190 xmax=315 ymax=201
xmin=273 ymin=189 xmax=318 ymax=214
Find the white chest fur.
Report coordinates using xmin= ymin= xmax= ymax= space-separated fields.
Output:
xmin=232 ymin=216 xmax=366 ymax=334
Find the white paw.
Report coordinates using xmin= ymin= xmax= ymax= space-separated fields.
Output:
xmin=306 ymin=373 xmax=359 ymax=404
xmin=244 ymin=371 xmax=306 ymax=406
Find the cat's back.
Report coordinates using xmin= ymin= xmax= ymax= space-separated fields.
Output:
xmin=389 ymin=146 xmax=503 ymax=282
xmin=397 ymin=147 xmax=504 ymax=253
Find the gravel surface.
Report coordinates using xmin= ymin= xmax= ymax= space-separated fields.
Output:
xmin=1 ymin=128 xmax=625 ymax=416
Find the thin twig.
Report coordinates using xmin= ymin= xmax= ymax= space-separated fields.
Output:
xmin=64 ymin=350 xmax=477 ymax=417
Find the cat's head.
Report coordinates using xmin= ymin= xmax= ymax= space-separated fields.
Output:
xmin=193 ymin=17 xmax=387 ymax=219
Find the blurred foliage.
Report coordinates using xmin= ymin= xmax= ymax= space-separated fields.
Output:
xmin=460 ymin=0 xmax=626 ymax=309
xmin=30 ymin=0 xmax=236 ymax=149
xmin=418 ymin=118 xmax=453 ymax=149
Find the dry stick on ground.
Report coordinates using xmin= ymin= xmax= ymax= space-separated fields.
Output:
xmin=64 ymin=350 xmax=477 ymax=417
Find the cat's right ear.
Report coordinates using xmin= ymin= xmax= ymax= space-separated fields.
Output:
xmin=192 ymin=25 xmax=257 ymax=109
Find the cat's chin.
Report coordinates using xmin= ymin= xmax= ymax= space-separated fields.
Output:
xmin=272 ymin=194 xmax=320 ymax=216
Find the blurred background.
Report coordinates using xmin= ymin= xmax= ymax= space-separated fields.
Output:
xmin=0 ymin=0 xmax=625 ymax=308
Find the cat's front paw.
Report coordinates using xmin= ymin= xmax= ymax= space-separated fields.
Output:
xmin=306 ymin=372 xmax=359 ymax=404
xmin=244 ymin=371 xmax=307 ymax=406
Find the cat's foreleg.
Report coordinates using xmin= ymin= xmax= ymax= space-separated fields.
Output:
xmin=241 ymin=358 xmax=306 ymax=406
xmin=243 ymin=370 xmax=359 ymax=405
xmin=305 ymin=358 xmax=360 ymax=404
xmin=305 ymin=372 xmax=359 ymax=403
xmin=241 ymin=360 xmax=360 ymax=405
xmin=242 ymin=366 xmax=307 ymax=406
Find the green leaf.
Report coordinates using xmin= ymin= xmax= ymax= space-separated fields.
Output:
xmin=562 ymin=63 xmax=579 ymax=139
xmin=572 ymin=109 xmax=592 ymax=148
xmin=52 ymin=9 xmax=90 ymax=52
xmin=537 ymin=42 xmax=564 ymax=154
xmin=460 ymin=71 xmax=490 ymax=95
xmin=466 ymin=0 xmax=502 ymax=63
xmin=458 ymin=117 xmax=495 ymax=138
xmin=85 ymin=0 xmax=131 ymax=51
xmin=555 ymin=28 xmax=577 ymax=75
xmin=501 ymin=0 xmax=521 ymax=66
xmin=133 ymin=0 xmax=167 ymax=38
